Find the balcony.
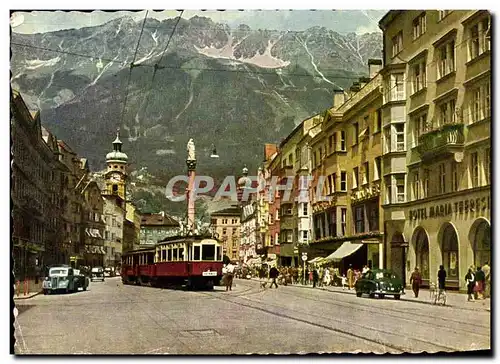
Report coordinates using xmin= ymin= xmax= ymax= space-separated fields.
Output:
xmin=417 ymin=123 xmax=465 ymax=163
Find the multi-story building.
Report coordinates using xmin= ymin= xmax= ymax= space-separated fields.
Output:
xmin=266 ymin=147 xmax=282 ymax=265
xmin=210 ymin=206 xmax=241 ymax=262
xmin=11 ymin=90 xmax=61 ymax=279
xmin=379 ymin=10 xmax=491 ymax=290
xmin=80 ymin=179 xmax=106 ymax=267
xmin=139 ymin=212 xmax=180 ymax=246
xmin=240 ymin=200 xmax=258 ymax=263
xmin=124 ymin=202 xmax=141 ymax=252
xmin=307 ymin=61 xmax=386 ymax=272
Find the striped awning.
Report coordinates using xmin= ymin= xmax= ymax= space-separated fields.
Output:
xmin=323 ymin=242 xmax=363 ymax=262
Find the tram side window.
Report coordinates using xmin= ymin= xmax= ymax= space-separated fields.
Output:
xmin=173 ymin=248 xmax=178 ymax=261
xmin=202 ymin=245 xmax=216 ymax=261
xmin=148 ymin=253 xmax=154 ymax=264
xmin=162 ymin=249 xmax=166 ymax=261
xmin=194 ymin=246 xmax=201 ymax=261
xmin=179 ymin=247 xmax=184 ymax=261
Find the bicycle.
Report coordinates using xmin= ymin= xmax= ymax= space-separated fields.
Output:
xmin=429 ymin=282 xmax=447 ymax=305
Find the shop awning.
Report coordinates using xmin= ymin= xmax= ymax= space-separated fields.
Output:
xmin=324 ymin=241 xmax=363 ymax=262
xmin=308 ymin=257 xmax=325 ymax=264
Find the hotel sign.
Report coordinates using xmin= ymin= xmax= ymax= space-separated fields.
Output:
xmin=409 ymin=195 xmax=491 ymax=221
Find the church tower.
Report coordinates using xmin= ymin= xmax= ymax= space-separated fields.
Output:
xmin=105 ymin=130 xmax=128 ymax=200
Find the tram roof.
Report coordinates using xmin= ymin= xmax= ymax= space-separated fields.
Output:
xmin=157 ymin=233 xmax=218 ymax=245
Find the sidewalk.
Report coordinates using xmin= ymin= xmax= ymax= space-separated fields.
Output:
xmin=249 ymin=278 xmax=490 ymax=312
xmin=13 ymin=279 xmax=43 ymax=300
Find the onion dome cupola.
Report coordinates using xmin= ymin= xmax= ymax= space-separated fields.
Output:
xmin=106 ymin=130 xmax=128 ymax=164
xmin=237 ymin=165 xmax=251 ymax=188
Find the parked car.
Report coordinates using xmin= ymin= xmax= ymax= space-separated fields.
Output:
xmin=91 ymin=267 xmax=105 ymax=282
xmin=355 ymin=269 xmax=404 ymax=300
xmin=104 ymin=267 xmax=115 ymax=277
xmin=42 ymin=265 xmax=77 ymax=294
xmin=73 ymin=269 xmax=90 ymax=291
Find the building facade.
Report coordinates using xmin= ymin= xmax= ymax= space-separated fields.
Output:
xmin=81 ymin=180 xmax=106 ymax=267
xmin=11 ymin=91 xmax=61 ymax=279
xmin=139 ymin=212 xmax=180 ymax=246
xmin=379 ymin=10 xmax=491 ymax=290
xmin=210 ymin=207 xmax=241 ymax=262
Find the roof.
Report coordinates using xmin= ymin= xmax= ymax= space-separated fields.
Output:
xmin=140 ymin=213 xmax=179 ymax=227
xmin=279 ymin=112 xmax=322 ymax=149
xmin=264 ymin=144 xmax=277 ymax=161
xmin=378 ymin=10 xmax=402 ymax=30
xmin=211 ymin=206 xmax=241 ymax=217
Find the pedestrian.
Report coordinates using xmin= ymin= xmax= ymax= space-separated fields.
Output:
xmin=474 ymin=266 xmax=485 ymax=300
xmin=312 ymin=267 xmax=319 ymax=288
xmin=482 ymin=261 xmax=490 ymax=299
xmin=308 ymin=268 xmax=313 ymax=286
xmin=437 ymin=265 xmax=447 ymax=299
xmin=323 ymin=267 xmax=331 ymax=287
xmin=225 ymin=262 xmax=235 ymax=291
xmin=410 ymin=267 xmax=422 ymax=298
xmin=347 ymin=265 xmax=354 ymax=290
xmin=269 ymin=266 xmax=279 ymax=288
xmin=298 ymin=266 xmax=303 ymax=285
xmin=465 ymin=268 xmax=476 ymax=301
xmin=362 ymin=265 xmax=370 ymax=274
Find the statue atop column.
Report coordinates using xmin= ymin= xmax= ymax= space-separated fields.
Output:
xmin=187 ymin=138 xmax=196 ymax=161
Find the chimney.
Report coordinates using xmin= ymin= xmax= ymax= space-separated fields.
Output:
xmin=350 ymin=82 xmax=361 ymax=93
xmin=358 ymin=76 xmax=371 ymax=88
xmin=368 ymin=59 xmax=383 ymax=79
xmin=332 ymin=89 xmax=347 ymax=108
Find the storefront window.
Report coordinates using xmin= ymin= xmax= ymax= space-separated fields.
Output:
xmin=416 ymin=229 xmax=429 ymax=279
xmin=442 ymin=224 xmax=459 ymax=279
xmin=474 ymin=221 xmax=490 ymax=267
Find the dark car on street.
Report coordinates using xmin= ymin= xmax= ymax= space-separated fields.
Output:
xmin=355 ymin=269 xmax=404 ymax=300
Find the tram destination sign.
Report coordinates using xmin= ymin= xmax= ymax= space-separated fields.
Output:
xmin=409 ymin=195 xmax=490 ymax=221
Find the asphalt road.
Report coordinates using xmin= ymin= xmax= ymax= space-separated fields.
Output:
xmin=14 ymin=277 xmax=490 ymax=354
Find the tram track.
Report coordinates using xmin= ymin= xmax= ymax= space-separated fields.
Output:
xmin=271 ymin=285 xmax=490 ymax=337
xmin=195 ymin=288 xmax=460 ymax=354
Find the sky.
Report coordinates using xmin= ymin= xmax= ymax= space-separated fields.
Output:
xmin=10 ymin=10 xmax=387 ymax=35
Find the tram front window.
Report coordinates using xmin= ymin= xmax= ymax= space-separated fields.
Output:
xmin=202 ymin=245 xmax=216 ymax=261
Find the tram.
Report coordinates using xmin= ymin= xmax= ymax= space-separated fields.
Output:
xmin=121 ymin=234 xmax=224 ymax=289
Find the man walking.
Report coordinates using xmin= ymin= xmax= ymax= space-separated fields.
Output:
xmin=410 ymin=267 xmax=422 ymax=298
xmin=269 ymin=266 xmax=279 ymax=289
xmin=312 ymin=267 xmax=319 ymax=288
xmin=437 ymin=265 xmax=447 ymax=301
xmin=225 ymin=262 xmax=235 ymax=291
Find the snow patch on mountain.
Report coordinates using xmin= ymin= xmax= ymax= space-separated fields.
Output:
xmin=25 ymin=56 xmax=61 ymax=70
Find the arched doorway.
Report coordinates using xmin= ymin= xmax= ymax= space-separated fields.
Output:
xmin=414 ymin=228 xmax=429 ymax=280
xmin=473 ymin=220 xmax=491 ymax=267
xmin=441 ymin=223 xmax=459 ymax=281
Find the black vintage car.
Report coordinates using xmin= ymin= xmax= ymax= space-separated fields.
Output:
xmin=91 ymin=267 xmax=105 ymax=282
xmin=355 ymin=269 xmax=404 ymax=300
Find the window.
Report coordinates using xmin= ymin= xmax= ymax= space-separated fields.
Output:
xmin=340 ymin=208 xmax=347 ymax=236
xmin=318 ymin=147 xmax=323 ymax=162
xmin=413 ymin=12 xmax=426 ymax=40
xmin=375 ymin=109 xmax=382 ymax=132
xmin=469 ymin=83 xmax=491 ymax=123
xmin=302 ymin=203 xmax=308 ymax=216
xmin=395 ymin=175 xmax=405 ymax=203
xmin=414 ymin=113 xmax=428 ymax=145
xmin=332 ymin=133 xmax=337 ymax=152
xmin=437 ymin=39 xmax=455 ymax=79
xmin=340 ymin=131 xmax=346 ymax=151
xmin=374 ymin=157 xmax=381 ymax=181
xmin=363 ymin=162 xmax=369 ymax=185
xmin=438 ymin=10 xmax=452 ymax=20
xmin=411 ymin=59 xmax=427 ymax=94
xmin=328 ymin=134 xmax=334 ymax=154
xmin=354 ymin=206 xmax=365 ymax=233
xmin=302 ymin=230 xmax=308 ymax=242
xmin=471 ymin=152 xmax=479 ymax=187
xmin=484 ymin=148 xmax=490 ymax=185
xmin=353 ymin=167 xmax=359 ymax=189
xmin=340 ymin=171 xmax=347 ymax=191
xmin=327 ymin=174 xmax=334 ymax=194
xmin=394 ymin=123 xmax=405 ymax=151
xmin=222 ymin=228 xmax=227 ymax=235
xmin=353 ymin=123 xmax=359 ymax=145
xmin=388 ymin=73 xmax=405 ymax=101
xmin=282 ymin=204 xmax=292 ymax=216
xmin=439 ymin=163 xmax=446 ymax=194
xmin=367 ymin=202 xmax=379 ymax=231
xmin=413 ymin=171 xmax=420 ymax=200
xmin=438 ymin=99 xmax=456 ymax=126
xmin=468 ymin=17 xmax=490 ymax=61
xmin=285 ymin=230 xmax=293 ymax=243
xmin=328 ymin=209 xmax=337 ymax=237
xmin=332 ymin=173 xmax=337 ymax=192
xmin=222 ymin=219 xmax=228 ymax=224
xmin=451 ymin=162 xmax=459 ymax=192
xmin=392 ymin=31 xmax=403 ymax=57
xmin=423 ymin=169 xmax=430 ymax=198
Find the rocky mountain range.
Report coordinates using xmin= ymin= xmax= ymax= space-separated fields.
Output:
xmin=10 ymin=14 xmax=382 ymax=215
